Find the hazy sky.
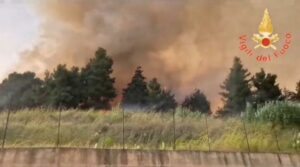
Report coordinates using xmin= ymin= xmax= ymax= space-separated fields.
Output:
xmin=0 ymin=1 xmax=40 ymax=79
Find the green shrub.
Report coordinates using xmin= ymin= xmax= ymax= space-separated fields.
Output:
xmin=247 ymin=101 xmax=300 ymax=126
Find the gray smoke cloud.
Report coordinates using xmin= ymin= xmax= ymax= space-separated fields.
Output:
xmin=16 ymin=0 xmax=300 ymax=109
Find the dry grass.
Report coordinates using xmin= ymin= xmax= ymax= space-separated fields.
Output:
xmin=0 ymin=107 xmax=298 ymax=153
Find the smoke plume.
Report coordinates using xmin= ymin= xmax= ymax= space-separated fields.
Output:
xmin=17 ymin=0 xmax=300 ymax=110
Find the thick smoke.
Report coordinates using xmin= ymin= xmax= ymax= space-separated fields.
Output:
xmin=17 ymin=0 xmax=300 ymax=110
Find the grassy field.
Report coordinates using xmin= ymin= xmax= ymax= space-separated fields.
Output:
xmin=0 ymin=107 xmax=299 ymax=153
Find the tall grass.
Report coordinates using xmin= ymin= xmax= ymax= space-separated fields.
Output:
xmin=246 ymin=101 xmax=300 ymax=126
xmin=0 ymin=107 xmax=298 ymax=153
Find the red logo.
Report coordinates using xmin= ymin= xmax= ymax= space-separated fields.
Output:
xmin=239 ymin=9 xmax=292 ymax=62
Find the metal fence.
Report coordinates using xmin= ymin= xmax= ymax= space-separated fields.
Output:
xmin=0 ymin=109 xmax=299 ymax=153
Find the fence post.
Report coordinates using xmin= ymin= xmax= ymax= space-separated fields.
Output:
xmin=273 ymin=128 xmax=282 ymax=164
xmin=205 ymin=115 xmax=211 ymax=152
xmin=2 ymin=109 xmax=11 ymax=149
xmin=294 ymin=129 xmax=299 ymax=153
xmin=56 ymin=108 xmax=62 ymax=148
xmin=173 ymin=109 xmax=176 ymax=150
xmin=274 ymin=130 xmax=281 ymax=152
xmin=242 ymin=118 xmax=250 ymax=152
xmin=122 ymin=109 xmax=125 ymax=150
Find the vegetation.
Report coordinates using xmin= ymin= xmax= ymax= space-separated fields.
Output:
xmin=122 ymin=66 xmax=149 ymax=108
xmin=220 ymin=57 xmax=251 ymax=114
xmin=251 ymin=69 xmax=282 ymax=106
xmin=0 ymin=107 xmax=298 ymax=153
xmin=0 ymin=48 xmax=299 ymax=115
xmin=297 ymin=81 xmax=300 ymax=99
xmin=0 ymin=48 xmax=299 ymax=153
xmin=182 ymin=89 xmax=210 ymax=113
xmin=246 ymin=101 xmax=300 ymax=127
xmin=81 ymin=48 xmax=116 ymax=109
xmin=147 ymin=78 xmax=177 ymax=112
xmin=44 ymin=65 xmax=82 ymax=108
xmin=122 ymin=68 xmax=177 ymax=111
xmin=0 ymin=72 xmax=42 ymax=110
xmin=0 ymin=48 xmax=117 ymax=110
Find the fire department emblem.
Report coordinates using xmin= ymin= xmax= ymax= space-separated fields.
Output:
xmin=252 ymin=9 xmax=279 ymax=50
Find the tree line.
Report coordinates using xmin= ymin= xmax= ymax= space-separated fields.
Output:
xmin=0 ymin=48 xmax=299 ymax=114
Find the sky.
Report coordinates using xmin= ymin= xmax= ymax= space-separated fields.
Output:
xmin=0 ymin=1 xmax=40 ymax=79
xmin=0 ymin=0 xmax=299 ymax=109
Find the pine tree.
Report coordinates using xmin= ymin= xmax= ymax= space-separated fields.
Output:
xmin=45 ymin=65 xmax=81 ymax=108
xmin=157 ymin=90 xmax=177 ymax=111
xmin=81 ymin=48 xmax=116 ymax=109
xmin=122 ymin=66 xmax=149 ymax=108
xmin=252 ymin=69 xmax=281 ymax=105
xmin=148 ymin=78 xmax=162 ymax=106
xmin=182 ymin=89 xmax=210 ymax=113
xmin=220 ymin=57 xmax=251 ymax=114
xmin=147 ymin=78 xmax=177 ymax=111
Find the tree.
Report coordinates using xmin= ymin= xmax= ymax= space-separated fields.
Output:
xmin=281 ymin=88 xmax=296 ymax=101
xmin=157 ymin=90 xmax=177 ymax=111
xmin=148 ymin=78 xmax=162 ymax=105
xmin=122 ymin=66 xmax=149 ymax=108
xmin=182 ymin=89 xmax=210 ymax=113
xmin=296 ymin=81 xmax=300 ymax=100
xmin=147 ymin=78 xmax=177 ymax=111
xmin=252 ymin=69 xmax=281 ymax=105
xmin=81 ymin=48 xmax=116 ymax=109
xmin=280 ymin=81 xmax=300 ymax=101
xmin=45 ymin=65 xmax=82 ymax=108
xmin=0 ymin=72 xmax=43 ymax=110
xmin=220 ymin=57 xmax=251 ymax=114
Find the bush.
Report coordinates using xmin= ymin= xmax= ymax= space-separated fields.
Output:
xmin=247 ymin=101 xmax=300 ymax=126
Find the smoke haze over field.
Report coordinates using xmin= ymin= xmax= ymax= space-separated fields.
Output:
xmin=16 ymin=0 xmax=300 ymax=109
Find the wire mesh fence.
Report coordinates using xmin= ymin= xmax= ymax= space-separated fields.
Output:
xmin=0 ymin=108 xmax=299 ymax=153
